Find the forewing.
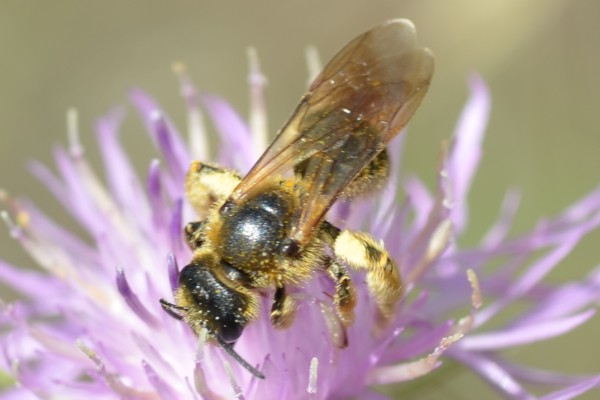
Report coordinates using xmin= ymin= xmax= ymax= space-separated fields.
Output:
xmin=232 ymin=19 xmax=434 ymax=244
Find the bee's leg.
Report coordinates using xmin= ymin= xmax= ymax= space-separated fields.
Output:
xmin=340 ymin=149 xmax=390 ymax=199
xmin=184 ymin=162 xmax=242 ymax=250
xmin=184 ymin=220 xmax=206 ymax=250
xmin=270 ymin=286 xmax=297 ymax=329
xmin=332 ymin=229 xmax=403 ymax=324
xmin=159 ymin=298 xmax=186 ymax=320
xmin=325 ymin=259 xmax=357 ymax=326
xmin=185 ymin=161 xmax=242 ymax=218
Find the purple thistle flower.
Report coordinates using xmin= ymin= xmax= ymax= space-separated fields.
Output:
xmin=1 ymin=51 xmax=600 ymax=399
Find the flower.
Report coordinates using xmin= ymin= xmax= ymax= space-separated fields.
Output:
xmin=1 ymin=56 xmax=600 ymax=399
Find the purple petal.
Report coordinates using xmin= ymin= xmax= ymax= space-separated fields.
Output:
xmin=202 ymin=93 xmax=254 ymax=171
xmin=447 ymin=74 xmax=491 ymax=234
xmin=383 ymin=321 xmax=453 ymax=361
xmin=131 ymin=332 xmax=178 ymax=378
xmin=115 ymin=267 xmax=159 ymax=327
xmin=555 ymin=184 xmax=600 ymax=228
xmin=52 ymin=146 xmax=105 ymax=236
xmin=18 ymin=201 xmax=99 ymax=268
xmin=450 ymin=350 xmax=534 ymax=400
xmin=460 ymin=309 xmax=595 ymax=351
xmin=154 ymin=114 xmax=187 ymax=185
xmin=142 ymin=359 xmax=179 ymax=399
xmin=540 ymin=375 xmax=600 ymax=400
xmin=193 ymin=358 xmax=221 ymax=399
xmin=514 ymin=274 xmax=600 ymax=324
xmin=482 ymin=189 xmax=521 ymax=247
xmin=475 ymin=238 xmax=580 ymax=326
xmin=27 ymin=160 xmax=67 ymax=207
xmin=0 ymin=260 xmax=67 ymax=301
xmin=95 ymin=107 xmax=151 ymax=233
xmin=352 ymin=390 xmax=391 ymax=400
xmin=0 ymin=388 xmax=38 ymax=400
xmin=498 ymin=359 xmax=597 ymax=386
xmin=403 ymin=175 xmax=432 ymax=231
xmin=166 ymin=252 xmax=179 ymax=292
xmin=169 ymin=199 xmax=184 ymax=256
xmin=129 ymin=88 xmax=190 ymax=178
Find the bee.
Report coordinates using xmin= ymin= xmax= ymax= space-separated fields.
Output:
xmin=160 ymin=19 xmax=434 ymax=379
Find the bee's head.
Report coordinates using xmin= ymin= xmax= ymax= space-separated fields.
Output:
xmin=175 ymin=253 xmax=257 ymax=343
xmin=160 ymin=252 xmax=264 ymax=379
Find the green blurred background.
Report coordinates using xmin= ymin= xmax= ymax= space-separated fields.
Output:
xmin=1 ymin=1 xmax=599 ymax=398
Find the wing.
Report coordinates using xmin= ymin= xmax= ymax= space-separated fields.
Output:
xmin=231 ymin=19 xmax=434 ymax=245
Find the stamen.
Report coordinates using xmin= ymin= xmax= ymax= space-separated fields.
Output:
xmin=318 ymin=300 xmax=348 ymax=348
xmin=188 ymin=108 xmax=208 ymax=161
xmin=467 ymin=269 xmax=483 ymax=310
xmin=305 ymin=46 xmax=322 ymax=86
xmin=406 ymin=218 xmax=453 ymax=284
xmin=142 ymin=360 xmax=177 ymax=399
xmin=193 ymin=357 xmax=220 ymax=400
xmin=368 ymin=270 xmax=483 ymax=385
xmin=0 ymin=191 xmax=30 ymax=231
xmin=30 ymin=327 xmax=83 ymax=359
xmin=426 ymin=219 xmax=453 ymax=260
xmin=223 ymin=359 xmax=245 ymax=399
xmin=246 ymin=47 xmax=268 ymax=157
xmin=307 ymin=357 xmax=319 ymax=394
xmin=77 ymin=340 xmax=154 ymax=398
xmin=172 ymin=62 xmax=209 ymax=161
xmin=67 ymin=108 xmax=84 ymax=157
xmin=0 ymin=210 xmax=22 ymax=239
xmin=439 ymin=168 xmax=454 ymax=210
xmin=367 ymin=326 xmax=460 ymax=384
xmin=172 ymin=62 xmax=196 ymax=104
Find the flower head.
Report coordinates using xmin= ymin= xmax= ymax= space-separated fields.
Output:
xmin=1 ymin=52 xmax=600 ymax=399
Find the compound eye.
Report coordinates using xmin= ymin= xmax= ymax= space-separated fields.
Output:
xmin=220 ymin=321 xmax=244 ymax=343
xmin=279 ymin=238 xmax=301 ymax=258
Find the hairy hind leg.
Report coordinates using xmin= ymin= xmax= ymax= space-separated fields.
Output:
xmin=332 ymin=229 xmax=403 ymax=324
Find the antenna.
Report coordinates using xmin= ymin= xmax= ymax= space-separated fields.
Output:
xmin=159 ymin=298 xmax=265 ymax=379
xmin=215 ymin=334 xmax=266 ymax=379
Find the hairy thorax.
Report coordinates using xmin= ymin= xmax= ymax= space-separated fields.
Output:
xmin=220 ymin=190 xmax=291 ymax=270
xmin=202 ymin=184 xmax=322 ymax=287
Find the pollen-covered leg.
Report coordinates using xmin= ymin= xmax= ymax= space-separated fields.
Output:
xmin=270 ymin=286 xmax=297 ymax=329
xmin=325 ymin=259 xmax=357 ymax=326
xmin=333 ymin=230 xmax=403 ymax=324
xmin=185 ymin=161 xmax=242 ymax=217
